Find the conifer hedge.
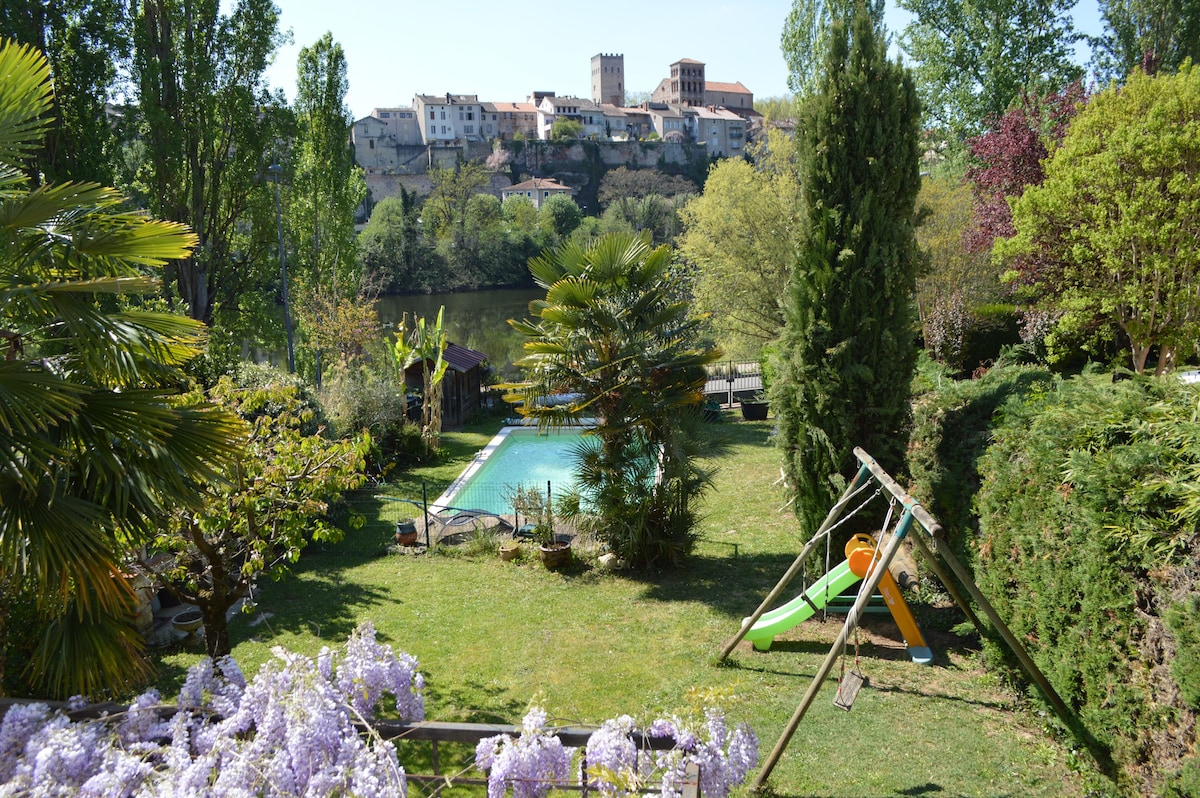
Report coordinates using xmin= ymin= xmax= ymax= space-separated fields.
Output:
xmin=972 ymin=375 xmax=1199 ymax=794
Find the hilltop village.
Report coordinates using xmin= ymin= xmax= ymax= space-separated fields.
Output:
xmin=351 ymin=54 xmax=762 ymax=207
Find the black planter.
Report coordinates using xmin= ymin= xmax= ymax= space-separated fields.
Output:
xmin=740 ymin=401 xmax=768 ymax=421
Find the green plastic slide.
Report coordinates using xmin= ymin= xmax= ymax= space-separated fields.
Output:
xmin=743 ymin=560 xmax=862 ymax=651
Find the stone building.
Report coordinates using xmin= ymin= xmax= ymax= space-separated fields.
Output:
xmin=413 ymin=93 xmax=485 ymax=144
xmin=591 ymin=53 xmax=625 ymax=106
xmin=501 ymin=177 xmax=573 ymax=208
xmin=481 ymin=101 xmax=538 ymax=140
xmin=351 ymin=108 xmax=423 ymax=174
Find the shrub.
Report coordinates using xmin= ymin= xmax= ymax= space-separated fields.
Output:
xmin=972 ymin=375 xmax=1200 ymax=791
xmin=321 ymin=366 xmax=423 ymax=476
xmin=906 ymin=358 xmax=1055 ymax=554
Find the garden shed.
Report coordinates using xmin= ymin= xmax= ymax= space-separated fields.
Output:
xmin=403 ymin=342 xmax=488 ymax=428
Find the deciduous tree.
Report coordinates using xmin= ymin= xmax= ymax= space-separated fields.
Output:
xmin=964 ymin=83 xmax=1084 ymax=276
xmin=129 ymin=0 xmax=287 ymax=328
xmin=780 ymin=0 xmax=883 ymax=97
xmin=0 ymin=1 xmax=128 ymax=185
xmin=597 ymin=167 xmax=697 ymax=208
xmin=773 ymin=8 xmax=923 ymax=536
xmin=290 ymin=32 xmax=366 ymax=297
xmin=358 ymin=190 xmax=432 ymax=292
xmin=143 ymin=373 xmax=368 ymax=657
xmin=538 ymin=193 xmax=583 ymax=241
xmin=997 ymin=65 xmax=1200 ymax=375
xmin=1093 ymin=0 xmax=1200 ymax=81
xmin=914 ymin=176 xmax=999 ymax=367
xmin=678 ymin=130 xmax=802 ymax=359
xmin=899 ymin=0 xmax=1081 ymax=137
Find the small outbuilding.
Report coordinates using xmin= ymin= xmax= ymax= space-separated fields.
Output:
xmin=403 ymin=342 xmax=489 ymax=428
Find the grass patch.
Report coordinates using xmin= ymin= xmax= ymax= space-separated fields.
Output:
xmin=150 ymin=414 xmax=1092 ymax=797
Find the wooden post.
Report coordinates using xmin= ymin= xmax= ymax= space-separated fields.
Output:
xmin=906 ymin=526 xmax=983 ymax=631
xmin=717 ymin=463 xmax=874 ymax=661
xmin=752 ymin=511 xmax=915 ymax=790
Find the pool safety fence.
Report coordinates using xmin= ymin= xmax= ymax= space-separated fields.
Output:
xmin=342 ymin=482 xmax=571 ymax=547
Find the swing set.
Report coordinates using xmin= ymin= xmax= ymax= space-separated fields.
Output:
xmin=720 ymin=447 xmax=1092 ymax=790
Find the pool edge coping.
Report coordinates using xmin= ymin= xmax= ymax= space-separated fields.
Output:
xmin=431 ymin=422 xmax=596 ymax=513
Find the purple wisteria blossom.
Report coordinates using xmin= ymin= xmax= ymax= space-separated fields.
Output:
xmin=475 ymin=707 xmax=576 ymax=798
xmin=0 ymin=622 xmax=421 ymax=797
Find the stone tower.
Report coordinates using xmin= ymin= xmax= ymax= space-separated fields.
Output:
xmin=591 ymin=53 xmax=624 ymax=106
xmin=669 ymin=58 xmax=706 ymax=106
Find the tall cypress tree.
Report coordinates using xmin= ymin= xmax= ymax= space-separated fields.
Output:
xmin=772 ymin=6 xmax=922 ymax=536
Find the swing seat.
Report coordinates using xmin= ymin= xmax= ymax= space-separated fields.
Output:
xmin=833 ymin=669 xmax=867 ymax=711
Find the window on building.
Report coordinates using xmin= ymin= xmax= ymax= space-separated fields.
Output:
xmin=442 ymin=126 xmax=448 ymax=134
xmin=369 ymin=140 xmax=375 ymax=148
xmin=429 ymin=110 xmax=435 ymax=119
xmin=440 ymin=110 xmax=446 ymax=119
xmin=464 ymin=125 xmax=474 ymax=134
xmin=380 ymin=112 xmax=390 ymax=118
xmin=467 ymin=111 xmax=474 ymax=120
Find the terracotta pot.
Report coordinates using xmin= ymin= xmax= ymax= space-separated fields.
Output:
xmin=499 ymin=542 xmax=522 ymax=562
xmin=538 ymin=542 xmax=571 ymax=570
xmin=394 ymin=520 xmax=419 ymax=546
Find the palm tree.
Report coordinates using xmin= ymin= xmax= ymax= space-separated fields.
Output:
xmin=507 ymin=233 xmax=722 ymax=567
xmin=0 ymin=40 xmax=243 ymax=698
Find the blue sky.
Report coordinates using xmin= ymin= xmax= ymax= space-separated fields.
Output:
xmin=257 ymin=0 xmax=1105 ymax=120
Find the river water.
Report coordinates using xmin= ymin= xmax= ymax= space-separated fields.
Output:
xmin=375 ymin=287 xmax=544 ymax=379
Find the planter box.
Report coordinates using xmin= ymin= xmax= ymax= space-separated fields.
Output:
xmin=741 ymin=401 xmax=768 ymax=421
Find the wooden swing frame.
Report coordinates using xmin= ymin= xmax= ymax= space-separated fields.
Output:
xmin=719 ymin=447 xmax=1094 ymax=790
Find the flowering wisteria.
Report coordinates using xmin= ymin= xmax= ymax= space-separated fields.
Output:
xmin=0 ymin=622 xmax=422 ymax=797
xmin=474 ymin=704 xmax=759 ymax=798
xmin=0 ymin=625 xmax=758 ymax=798
xmin=585 ymin=707 xmax=759 ymax=798
xmin=475 ymin=707 xmax=575 ymax=798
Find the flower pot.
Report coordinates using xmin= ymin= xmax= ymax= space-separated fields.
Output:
xmin=171 ymin=609 xmax=204 ymax=644
xmin=538 ymin=542 xmax=571 ymax=571
xmin=499 ymin=542 xmax=522 ymax=561
xmin=740 ymin=400 xmax=768 ymax=421
xmin=394 ymin=520 xmax=419 ymax=546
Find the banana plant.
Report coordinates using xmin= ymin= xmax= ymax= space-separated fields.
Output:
xmin=393 ymin=306 xmax=449 ymax=452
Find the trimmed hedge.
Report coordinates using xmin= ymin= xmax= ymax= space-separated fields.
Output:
xmin=972 ymin=375 xmax=1199 ymax=795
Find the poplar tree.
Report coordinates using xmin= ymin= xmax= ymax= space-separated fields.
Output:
xmin=772 ymin=7 xmax=923 ymax=536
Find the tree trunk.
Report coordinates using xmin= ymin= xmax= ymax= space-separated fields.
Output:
xmin=201 ymin=600 xmax=231 ymax=659
xmin=1155 ymin=344 xmax=1177 ymax=376
xmin=1131 ymin=342 xmax=1150 ymax=374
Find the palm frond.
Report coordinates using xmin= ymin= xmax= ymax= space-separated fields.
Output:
xmin=0 ymin=41 xmax=53 ymax=168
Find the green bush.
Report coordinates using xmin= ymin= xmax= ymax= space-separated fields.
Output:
xmin=973 ymin=375 xmax=1200 ymax=790
xmin=907 ymin=357 xmax=1054 ymax=555
xmin=960 ymin=304 xmax=1021 ymax=370
xmin=1166 ymin=596 xmax=1200 ymax=710
xmin=320 ymin=367 xmax=423 ymax=477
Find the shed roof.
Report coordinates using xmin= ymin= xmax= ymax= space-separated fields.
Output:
xmin=443 ymin=342 xmax=488 ymax=373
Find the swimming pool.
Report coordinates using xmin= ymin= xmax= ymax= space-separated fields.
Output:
xmin=433 ymin=426 xmax=590 ymax=516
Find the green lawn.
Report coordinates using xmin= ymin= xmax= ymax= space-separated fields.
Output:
xmin=151 ymin=412 xmax=1090 ymax=797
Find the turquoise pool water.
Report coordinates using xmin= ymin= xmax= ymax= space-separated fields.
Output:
xmin=434 ymin=427 xmax=587 ymax=515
